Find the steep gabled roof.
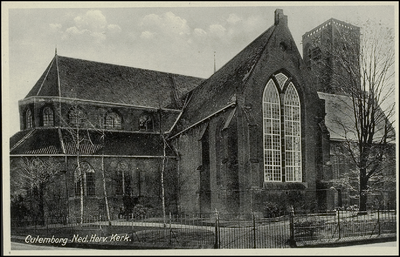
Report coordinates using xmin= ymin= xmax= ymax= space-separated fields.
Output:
xmin=170 ymin=11 xmax=284 ymax=136
xmin=26 ymin=56 xmax=204 ymax=109
xmin=25 ymin=58 xmax=59 ymax=97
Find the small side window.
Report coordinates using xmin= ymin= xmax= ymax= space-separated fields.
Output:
xmin=105 ymin=112 xmax=122 ymax=130
xmin=139 ymin=113 xmax=153 ymax=131
xmin=69 ymin=107 xmax=85 ymax=127
xmin=43 ymin=107 xmax=54 ymax=127
xmin=26 ymin=109 xmax=33 ymax=129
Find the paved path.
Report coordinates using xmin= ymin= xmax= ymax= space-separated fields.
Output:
xmin=10 ymin=242 xmax=80 ymax=250
xmin=340 ymin=241 xmax=397 ymax=247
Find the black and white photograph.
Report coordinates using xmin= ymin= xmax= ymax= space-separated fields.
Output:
xmin=2 ymin=1 xmax=398 ymax=255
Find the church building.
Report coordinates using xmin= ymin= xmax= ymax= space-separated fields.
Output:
xmin=10 ymin=9 xmax=394 ymax=221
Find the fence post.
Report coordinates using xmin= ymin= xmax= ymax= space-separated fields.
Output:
xmin=169 ymin=212 xmax=172 ymax=245
xmin=289 ymin=206 xmax=296 ymax=247
xmin=253 ymin=212 xmax=256 ymax=248
xmin=337 ymin=209 xmax=341 ymax=239
xmin=214 ymin=210 xmax=219 ymax=249
xmin=377 ymin=208 xmax=380 ymax=236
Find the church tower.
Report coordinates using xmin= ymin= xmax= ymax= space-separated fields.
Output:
xmin=302 ymin=19 xmax=360 ymax=94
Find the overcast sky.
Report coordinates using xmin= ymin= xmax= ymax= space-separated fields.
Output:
xmin=2 ymin=2 xmax=397 ymax=137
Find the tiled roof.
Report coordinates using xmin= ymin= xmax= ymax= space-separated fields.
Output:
xmin=171 ymin=22 xmax=277 ymax=135
xmin=100 ymin=131 xmax=174 ymax=156
xmin=26 ymin=56 xmax=204 ymax=109
xmin=10 ymin=128 xmax=175 ymax=156
xmin=318 ymin=92 xmax=395 ymax=141
xmin=10 ymin=130 xmax=33 ymax=151
xmin=10 ymin=129 xmax=63 ymax=155
xmin=25 ymin=145 xmax=60 ymax=155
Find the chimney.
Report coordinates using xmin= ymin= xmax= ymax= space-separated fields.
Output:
xmin=274 ymin=9 xmax=288 ymax=26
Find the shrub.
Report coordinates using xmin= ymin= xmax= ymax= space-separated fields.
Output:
xmin=263 ymin=201 xmax=287 ymax=218
xmin=131 ymin=204 xmax=154 ymax=218
xmin=294 ymin=218 xmax=325 ymax=237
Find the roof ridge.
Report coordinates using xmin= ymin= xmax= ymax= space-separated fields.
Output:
xmin=10 ymin=129 xmax=36 ymax=152
xmin=184 ymin=26 xmax=275 ymax=101
xmin=57 ymin=55 xmax=205 ymax=80
xmin=36 ymin=57 xmax=55 ymax=96
xmin=318 ymin=91 xmax=352 ymax=99
xmin=169 ymin=103 xmax=236 ymax=139
xmin=55 ymin=54 xmax=61 ymax=97
xmin=171 ymin=24 xmax=277 ymax=135
xmin=241 ymin=25 xmax=277 ymax=86
xmin=31 ymin=55 xmax=203 ymax=108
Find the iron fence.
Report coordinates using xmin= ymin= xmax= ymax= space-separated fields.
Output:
xmin=11 ymin=209 xmax=396 ymax=249
xmin=292 ymin=209 xmax=397 ymax=247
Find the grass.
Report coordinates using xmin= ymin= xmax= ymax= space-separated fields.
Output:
xmin=11 ymin=223 xmax=215 ymax=249
xmin=11 ymin=211 xmax=396 ymax=249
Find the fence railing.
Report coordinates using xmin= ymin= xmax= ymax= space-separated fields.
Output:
xmin=11 ymin=209 xmax=396 ymax=249
xmin=292 ymin=209 xmax=396 ymax=247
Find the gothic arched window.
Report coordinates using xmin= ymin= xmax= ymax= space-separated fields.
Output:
xmin=115 ymin=162 xmax=131 ymax=196
xmin=43 ymin=107 xmax=54 ymax=127
xmin=105 ymin=112 xmax=122 ymax=129
xmin=284 ymin=83 xmax=302 ymax=182
xmin=263 ymin=79 xmax=281 ymax=182
xmin=74 ymin=162 xmax=95 ymax=196
xmin=69 ymin=107 xmax=85 ymax=127
xmin=263 ymin=73 xmax=302 ymax=183
xmin=26 ymin=109 xmax=33 ymax=129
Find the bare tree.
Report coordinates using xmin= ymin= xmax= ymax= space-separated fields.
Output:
xmin=11 ymin=157 xmax=62 ymax=224
xmin=157 ymin=107 xmax=167 ymax=227
xmin=60 ymin=102 xmax=86 ymax=225
xmin=330 ymin=143 xmax=396 ymax=209
xmin=58 ymin=100 xmax=111 ymax=225
xmin=100 ymin=129 xmax=112 ymax=226
xmin=312 ymin=20 xmax=395 ymax=213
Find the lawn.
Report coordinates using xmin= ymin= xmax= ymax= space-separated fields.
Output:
xmin=11 ymin=211 xmax=396 ymax=249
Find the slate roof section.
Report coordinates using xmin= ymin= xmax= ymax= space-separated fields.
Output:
xmin=26 ymin=56 xmax=204 ymax=109
xmin=10 ymin=128 xmax=175 ymax=156
xmin=318 ymin=92 xmax=395 ymax=142
xmin=101 ymin=132 xmax=174 ymax=156
xmin=170 ymin=18 xmax=277 ymax=135
xmin=10 ymin=130 xmax=33 ymax=151
xmin=10 ymin=129 xmax=63 ymax=155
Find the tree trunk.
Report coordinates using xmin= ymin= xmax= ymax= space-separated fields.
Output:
xmin=358 ymin=169 xmax=368 ymax=214
xmin=158 ymin=109 xmax=166 ymax=227
xmin=79 ymin=159 xmax=84 ymax=225
xmin=101 ymin=154 xmax=111 ymax=226
xmin=76 ymin=127 xmax=84 ymax=226
xmin=161 ymin=135 xmax=167 ymax=227
xmin=38 ymin=183 xmax=45 ymax=225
